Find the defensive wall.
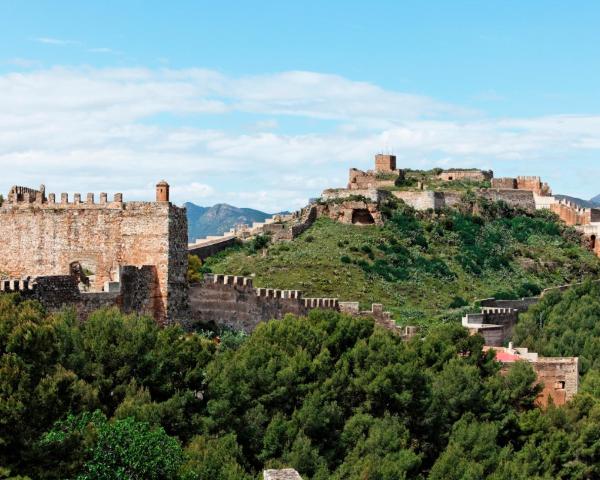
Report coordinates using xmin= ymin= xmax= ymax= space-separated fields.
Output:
xmin=462 ymin=307 xmax=520 ymax=347
xmin=437 ymin=169 xmax=493 ymax=182
xmin=491 ymin=176 xmax=552 ymax=196
xmin=189 ymin=273 xmax=338 ymax=332
xmin=190 ymin=274 xmax=413 ymax=335
xmin=188 ymin=206 xmax=318 ymax=259
xmin=0 ymin=266 xmax=160 ymax=320
xmin=0 ymin=182 xmax=188 ymax=324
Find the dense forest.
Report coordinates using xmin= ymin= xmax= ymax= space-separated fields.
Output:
xmin=2 ymin=288 xmax=600 ymax=479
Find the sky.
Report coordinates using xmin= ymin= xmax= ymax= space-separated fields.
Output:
xmin=0 ymin=0 xmax=599 ymax=212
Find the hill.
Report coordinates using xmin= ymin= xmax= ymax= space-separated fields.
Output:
xmin=203 ymin=198 xmax=600 ymax=325
xmin=591 ymin=193 xmax=600 ymax=205
xmin=186 ymin=202 xmax=273 ymax=242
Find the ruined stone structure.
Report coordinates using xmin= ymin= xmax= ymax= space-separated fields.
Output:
xmin=339 ymin=301 xmax=419 ymax=339
xmin=0 ymin=182 xmax=188 ymax=324
xmin=478 ymin=189 xmax=537 ymax=211
xmin=264 ymin=469 xmax=303 ymax=480
xmin=189 ymin=273 xmax=339 ymax=332
xmin=462 ymin=307 xmax=520 ymax=347
xmin=189 ymin=274 xmax=414 ymax=335
xmin=491 ymin=176 xmax=552 ymax=196
xmin=438 ymin=169 xmax=493 ymax=182
xmin=316 ymin=199 xmax=384 ymax=226
xmin=487 ymin=345 xmax=578 ymax=407
xmin=347 ymin=154 xmax=405 ymax=191
xmin=0 ymin=266 xmax=160 ymax=320
xmin=550 ymin=199 xmax=600 ymax=226
xmin=188 ymin=206 xmax=318 ymax=259
xmin=374 ymin=154 xmax=397 ymax=173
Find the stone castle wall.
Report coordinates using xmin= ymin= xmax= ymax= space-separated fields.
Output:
xmin=438 ymin=169 xmax=493 ymax=182
xmin=189 ymin=274 xmax=339 ymax=332
xmin=0 ymin=190 xmax=188 ymax=324
xmin=478 ymin=189 xmax=536 ymax=211
xmin=0 ymin=266 xmax=157 ymax=320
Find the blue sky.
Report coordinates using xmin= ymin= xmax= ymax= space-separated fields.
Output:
xmin=0 ymin=0 xmax=599 ymax=211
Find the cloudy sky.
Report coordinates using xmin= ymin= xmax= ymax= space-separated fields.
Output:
xmin=1 ymin=1 xmax=599 ymax=212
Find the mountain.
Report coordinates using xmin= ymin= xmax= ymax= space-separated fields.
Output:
xmin=554 ymin=194 xmax=598 ymax=209
xmin=185 ymin=202 xmax=273 ymax=242
xmin=591 ymin=194 xmax=600 ymax=206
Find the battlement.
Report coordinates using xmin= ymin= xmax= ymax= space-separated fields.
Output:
xmin=3 ymin=190 xmax=125 ymax=209
xmin=0 ymin=277 xmax=36 ymax=292
xmin=303 ymin=297 xmax=339 ymax=308
xmin=0 ymin=180 xmax=188 ymax=325
xmin=206 ymin=273 xmax=254 ymax=288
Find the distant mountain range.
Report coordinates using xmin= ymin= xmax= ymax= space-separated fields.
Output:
xmin=185 ymin=202 xmax=274 ymax=242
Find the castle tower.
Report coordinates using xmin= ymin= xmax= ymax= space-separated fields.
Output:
xmin=375 ymin=154 xmax=396 ymax=173
xmin=156 ymin=180 xmax=170 ymax=202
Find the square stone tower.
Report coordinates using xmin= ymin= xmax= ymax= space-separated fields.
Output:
xmin=375 ymin=154 xmax=396 ymax=173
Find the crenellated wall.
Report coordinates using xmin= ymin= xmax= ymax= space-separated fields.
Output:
xmin=462 ymin=307 xmax=519 ymax=346
xmin=0 ymin=266 xmax=158 ymax=320
xmin=0 ymin=185 xmax=188 ymax=324
xmin=189 ymin=273 xmax=339 ymax=332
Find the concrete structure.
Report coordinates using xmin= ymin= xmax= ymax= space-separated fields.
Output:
xmin=264 ymin=469 xmax=302 ymax=480
xmin=486 ymin=344 xmax=578 ymax=407
xmin=0 ymin=183 xmax=188 ymax=324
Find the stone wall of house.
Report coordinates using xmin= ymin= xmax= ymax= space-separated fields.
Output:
xmin=0 ymin=186 xmax=188 ymax=324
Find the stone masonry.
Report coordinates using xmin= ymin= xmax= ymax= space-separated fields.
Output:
xmin=189 ymin=273 xmax=339 ymax=332
xmin=487 ymin=345 xmax=578 ymax=407
xmin=0 ymin=182 xmax=188 ymax=324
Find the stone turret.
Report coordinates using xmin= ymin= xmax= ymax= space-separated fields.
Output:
xmin=156 ymin=180 xmax=170 ymax=202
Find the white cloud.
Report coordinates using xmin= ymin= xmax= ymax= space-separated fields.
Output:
xmin=0 ymin=66 xmax=599 ymax=210
xmin=34 ymin=37 xmax=78 ymax=46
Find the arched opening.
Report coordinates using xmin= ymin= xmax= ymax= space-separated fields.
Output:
xmin=352 ymin=209 xmax=375 ymax=225
xmin=591 ymin=235 xmax=596 ymax=251
xmin=448 ymin=176 xmax=454 ymax=181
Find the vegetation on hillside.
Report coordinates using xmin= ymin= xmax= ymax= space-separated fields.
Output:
xmin=204 ymin=198 xmax=600 ymax=324
xmin=381 ymin=168 xmax=492 ymax=192
xmin=4 ymin=295 xmax=600 ymax=479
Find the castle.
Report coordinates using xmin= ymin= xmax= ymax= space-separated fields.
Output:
xmin=0 ymin=182 xmax=188 ymax=325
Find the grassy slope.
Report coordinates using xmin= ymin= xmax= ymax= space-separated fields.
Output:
xmin=204 ymin=205 xmax=600 ymax=326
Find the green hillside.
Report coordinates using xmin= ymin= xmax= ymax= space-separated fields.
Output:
xmin=203 ymin=198 xmax=600 ymax=325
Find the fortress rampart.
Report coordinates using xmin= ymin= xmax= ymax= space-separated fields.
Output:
xmin=0 ymin=266 xmax=159 ymax=320
xmin=189 ymin=273 xmax=339 ymax=332
xmin=0 ymin=183 xmax=188 ymax=324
